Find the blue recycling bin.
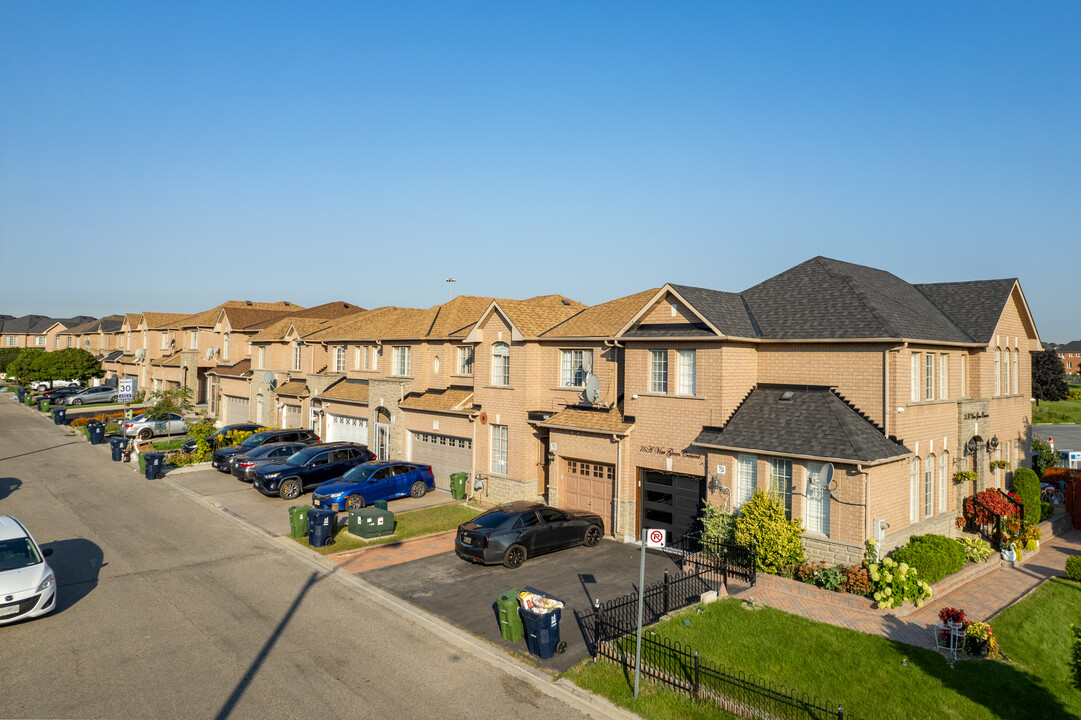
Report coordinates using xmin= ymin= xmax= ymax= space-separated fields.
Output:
xmin=144 ymin=452 xmax=164 ymax=480
xmin=520 ymin=587 xmax=566 ymax=659
xmin=307 ymin=507 xmax=336 ymax=547
xmin=51 ymin=407 xmax=66 ymax=425
xmin=16 ymin=387 xmax=26 ymax=403
xmin=88 ymin=421 xmax=105 ymax=445
xmin=109 ymin=436 xmax=125 ymax=461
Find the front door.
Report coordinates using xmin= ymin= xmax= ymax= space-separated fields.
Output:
xmin=375 ymin=423 xmax=390 ymax=461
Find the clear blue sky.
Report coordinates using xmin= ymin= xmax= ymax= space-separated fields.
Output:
xmin=2 ymin=3 xmax=1078 ymax=340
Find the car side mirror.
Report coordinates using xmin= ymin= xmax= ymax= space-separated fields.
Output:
xmin=43 ymin=548 xmax=53 ymax=557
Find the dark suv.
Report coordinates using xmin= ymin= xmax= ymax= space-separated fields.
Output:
xmin=211 ymin=428 xmax=320 ymax=473
xmin=252 ymin=443 xmax=375 ymax=500
xmin=181 ymin=423 xmax=262 ymax=455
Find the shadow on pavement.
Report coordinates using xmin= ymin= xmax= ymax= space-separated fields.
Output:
xmin=46 ymin=538 xmax=107 ymax=613
xmin=0 ymin=477 xmax=21 ymax=502
xmin=0 ymin=442 xmax=82 ymax=464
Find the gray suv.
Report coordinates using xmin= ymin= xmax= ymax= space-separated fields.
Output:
xmin=211 ymin=428 xmax=320 ymax=473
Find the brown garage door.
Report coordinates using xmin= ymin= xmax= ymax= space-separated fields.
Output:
xmin=563 ymin=459 xmax=614 ymax=531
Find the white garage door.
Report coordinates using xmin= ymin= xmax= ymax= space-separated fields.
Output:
xmin=327 ymin=413 xmax=368 ymax=445
xmin=410 ymin=431 xmax=471 ymax=491
xmin=221 ymin=396 xmax=250 ymax=425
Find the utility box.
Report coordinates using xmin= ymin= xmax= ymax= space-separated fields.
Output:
xmin=1061 ymin=451 xmax=1081 ymax=470
xmin=348 ymin=507 xmax=395 ymax=538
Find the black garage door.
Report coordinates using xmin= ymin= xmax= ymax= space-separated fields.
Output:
xmin=640 ymin=469 xmax=704 ymax=541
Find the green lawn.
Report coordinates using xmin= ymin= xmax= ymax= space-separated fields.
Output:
xmin=294 ymin=502 xmax=481 ymax=555
xmin=1033 ymin=400 xmax=1081 ymax=424
xmin=566 ymin=583 xmax=1081 ymax=720
xmin=153 ymin=437 xmax=187 ymax=451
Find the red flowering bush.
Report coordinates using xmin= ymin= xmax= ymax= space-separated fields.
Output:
xmin=939 ymin=606 xmax=966 ymax=625
xmin=841 ymin=566 xmax=872 ymax=596
xmin=958 ymin=489 xmax=1021 ymax=542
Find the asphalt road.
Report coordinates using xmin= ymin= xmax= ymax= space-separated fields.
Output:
xmin=0 ymin=398 xmax=604 ymax=720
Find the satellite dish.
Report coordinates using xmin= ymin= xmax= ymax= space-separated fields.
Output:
xmin=811 ymin=463 xmax=837 ymax=490
xmin=169 ymin=339 xmax=175 ymax=349
xmin=583 ymin=372 xmax=600 ymax=404
xmin=83 ymin=340 xmax=90 ymax=348
xmin=205 ymin=348 xmax=213 ymax=361
xmin=134 ymin=349 xmax=146 ymax=361
xmin=263 ymin=371 xmax=275 ymax=384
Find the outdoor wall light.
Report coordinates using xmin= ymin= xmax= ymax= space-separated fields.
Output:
xmin=707 ymin=475 xmax=723 ymax=494
xmin=964 ymin=437 xmax=980 ymax=457
xmin=987 ymin=435 xmax=1000 ymax=453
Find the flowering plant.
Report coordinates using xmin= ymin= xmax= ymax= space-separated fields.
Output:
xmin=939 ymin=607 xmax=966 ymax=625
xmin=866 ymin=557 xmax=933 ymax=609
xmin=965 ymin=621 xmax=1002 ymax=659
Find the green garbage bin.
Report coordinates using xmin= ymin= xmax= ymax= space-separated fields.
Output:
xmin=289 ymin=505 xmax=312 ymax=539
xmin=497 ymin=588 xmax=524 ymax=643
xmin=38 ymin=398 xmax=49 ymax=412
xmin=374 ymin=500 xmax=389 ymax=511
xmin=450 ymin=472 xmax=469 ymax=500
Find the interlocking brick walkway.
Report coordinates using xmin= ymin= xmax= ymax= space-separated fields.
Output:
xmin=731 ymin=526 xmax=1081 ymax=651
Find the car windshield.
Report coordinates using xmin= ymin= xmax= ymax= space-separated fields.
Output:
xmin=342 ymin=465 xmax=378 ymax=483
xmin=240 ymin=433 xmax=272 ymax=448
xmin=285 ymin=447 xmax=319 ymax=466
xmin=471 ymin=508 xmax=520 ymax=529
xmin=0 ymin=537 xmax=42 ymax=571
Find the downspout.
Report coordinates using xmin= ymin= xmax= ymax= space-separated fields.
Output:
xmin=468 ymin=411 xmax=479 ymax=501
xmin=614 ymin=432 xmax=622 ymax=538
xmin=859 ymin=463 xmax=870 ymax=545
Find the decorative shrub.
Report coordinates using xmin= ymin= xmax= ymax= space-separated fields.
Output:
xmin=794 ymin=561 xmax=820 ymax=584
xmin=1066 ymin=556 xmax=1081 ymax=581
xmin=1025 ymin=539 xmax=1038 ymax=552
xmin=70 ymin=417 xmax=91 ymax=427
xmin=698 ymin=500 xmax=736 ymax=547
xmin=965 ymin=621 xmax=1002 ymax=659
xmin=1014 ymin=545 xmax=1024 ymax=562
xmin=890 ymin=534 xmax=967 ymax=584
xmin=1042 ymin=501 xmax=1056 ymax=522
xmin=840 ymin=566 xmax=872 ymax=596
xmin=813 ymin=564 xmax=845 ymax=592
xmin=1011 ymin=467 xmax=1042 ymax=526
xmin=959 ymin=489 xmax=1021 ymax=543
xmin=1071 ymin=624 xmax=1081 ymax=689
xmin=733 ymin=489 xmax=805 ymax=573
xmin=958 ymin=537 xmax=994 ymax=564
xmin=866 ymin=557 xmax=932 ymax=609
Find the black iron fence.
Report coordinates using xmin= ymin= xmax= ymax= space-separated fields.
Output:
xmin=967 ymin=488 xmax=1024 ymax=550
xmin=594 ymin=566 xmax=718 ymax=642
xmin=665 ymin=532 xmax=757 ymax=587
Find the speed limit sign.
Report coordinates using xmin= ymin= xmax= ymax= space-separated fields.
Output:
xmin=646 ymin=528 xmax=666 ymax=548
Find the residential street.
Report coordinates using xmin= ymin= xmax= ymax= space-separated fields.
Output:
xmin=0 ymin=399 xmax=601 ymax=720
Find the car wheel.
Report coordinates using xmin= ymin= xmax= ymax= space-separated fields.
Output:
xmin=583 ymin=525 xmax=602 ymax=547
xmin=409 ymin=481 xmax=427 ymax=499
xmin=73 ymin=398 xmax=83 ymax=405
xmin=138 ymin=428 xmax=153 ymax=440
xmin=503 ymin=544 xmax=527 ymax=569
xmin=279 ymin=479 xmax=302 ymax=501
xmin=346 ymin=495 xmax=365 ymax=510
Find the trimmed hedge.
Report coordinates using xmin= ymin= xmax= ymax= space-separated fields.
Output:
xmin=890 ymin=534 xmax=967 ymax=584
xmin=1012 ymin=467 xmax=1042 ymax=526
xmin=1066 ymin=556 xmax=1081 ymax=581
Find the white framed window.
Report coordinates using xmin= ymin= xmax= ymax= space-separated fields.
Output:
xmin=650 ymin=350 xmax=668 ymax=393
xmin=3 ymin=336 xmax=15 ymax=347
xmin=736 ymin=454 xmax=757 ymax=511
xmin=1012 ymin=349 xmax=1019 ymax=395
xmin=910 ymin=353 xmax=920 ymax=402
xmin=190 ymin=331 xmax=198 ymax=349
xmin=354 ymin=347 xmax=362 ymax=370
xmin=457 ymin=346 xmax=474 ymax=375
xmin=561 ymin=349 xmax=592 ymax=387
xmin=257 ymin=346 xmax=265 ymax=369
xmin=961 ymin=354 xmax=967 ymax=396
xmin=1003 ymin=349 xmax=1011 ymax=395
xmin=161 ymin=333 xmax=169 ymax=350
xmin=223 ymin=333 xmax=230 ymax=361
xmin=66 ymin=336 xmax=72 ymax=348
xmin=334 ymin=346 xmax=345 ymax=373
xmin=126 ymin=333 xmax=132 ymax=351
xmin=938 ymin=452 xmax=948 ymax=513
xmin=994 ymin=350 xmax=1001 ymax=396
xmin=769 ymin=458 xmax=793 ymax=520
xmin=806 ymin=462 xmax=830 ymax=536
xmin=393 ymin=346 xmax=411 ymax=376
xmin=246 ymin=341 xmax=251 ymax=356
xmin=490 ymin=424 xmax=508 ymax=474
xmin=910 ymin=457 xmax=920 ymax=522
xmin=925 ymin=454 xmax=934 ymax=517
xmin=40 ymin=336 xmax=50 ymax=347
xmin=939 ymin=354 xmax=948 ymax=400
xmin=491 ymin=343 xmax=509 ymax=386
xmin=292 ymin=342 xmax=302 ymax=371
xmin=925 ymin=353 xmax=934 ymax=401
xmin=256 ymin=394 xmax=264 ymax=424
xmin=142 ymin=330 xmax=148 ymax=349
xmin=677 ymin=350 xmax=696 ymax=395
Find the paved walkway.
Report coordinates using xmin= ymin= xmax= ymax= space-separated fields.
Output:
xmin=329 ymin=529 xmax=457 ymax=573
xmin=732 ymin=526 xmax=1081 ymax=651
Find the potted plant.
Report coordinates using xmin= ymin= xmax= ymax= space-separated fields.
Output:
xmin=953 ymin=470 xmax=978 ymax=484
xmin=989 ymin=459 xmax=1011 ymax=471
xmin=965 ymin=621 xmax=1001 ymax=659
xmin=939 ymin=606 xmax=966 ymax=626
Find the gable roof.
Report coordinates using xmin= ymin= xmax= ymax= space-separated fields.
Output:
xmin=275 ymin=380 xmax=309 ymax=397
xmin=308 ymin=306 xmax=439 ymax=342
xmin=537 ymin=407 xmax=634 ymax=435
xmin=543 ymin=289 xmax=660 ymax=338
xmin=206 ymin=359 xmax=252 ymax=378
xmin=315 ymin=379 xmax=371 ymax=405
xmin=399 ymin=387 xmax=475 ymax=413
xmin=141 ymin=312 xmax=192 ymax=330
xmin=694 ymin=384 xmax=910 ymax=465
xmin=180 ymin=301 xmax=303 ymax=329
xmin=914 ymin=279 xmax=1022 ymax=345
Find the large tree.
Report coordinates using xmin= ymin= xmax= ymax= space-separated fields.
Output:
xmin=6 ymin=348 xmax=46 ymax=383
xmin=44 ymin=348 xmax=104 ymax=384
xmin=1032 ymin=347 xmax=1068 ymax=407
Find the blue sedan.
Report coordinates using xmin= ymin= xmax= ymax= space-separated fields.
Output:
xmin=312 ymin=462 xmax=435 ymax=511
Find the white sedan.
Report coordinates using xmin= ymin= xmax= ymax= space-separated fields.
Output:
xmin=0 ymin=516 xmax=56 ymax=625
xmin=121 ymin=413 xmax=190 ymax=440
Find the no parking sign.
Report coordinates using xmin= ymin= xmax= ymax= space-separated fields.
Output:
xmin=645 ymin=528 xmax=666 ymax=548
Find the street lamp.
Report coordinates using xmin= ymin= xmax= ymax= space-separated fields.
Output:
xmin=446 ymin=277 xmax=456 ymax=300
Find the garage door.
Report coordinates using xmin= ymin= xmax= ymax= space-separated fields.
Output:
xmin=410 ymin=431 xmax=471 ymax=491
xmin=640 ymin=470 xmax=704 ymax=541
xmin=221 ymin=396 xmax=249 ymax=425
xmin=327 ymin=413 xmax=368 ymax=445
xmin=563 ymin=459 xmax=614 ymax=530
xmin=283 ymin=404 xmax=302 ymax=429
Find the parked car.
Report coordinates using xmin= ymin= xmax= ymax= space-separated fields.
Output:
xmin=121 ymin=412 xmax=189 ymax=440
xmin=61 ymin=385 xmax=118 ymax=405
xmin=455 ymin=501 xmax=604 ymax=569
xmin=179 ymin=423 xmax=262 ymax=454
xmin=252 ymin=442 xmax=375 ymax=500
xmin=312 ymin=461 xmax=434 ymax=511
xmin=0 ymin=515 xmax=56 ymax=625
xmin=29 ymin=379 xmax=80 ymax=390
xmin=32 ymin=387 xmax=84 ymax=405
xmin=210 ymin=428 xmax=319 ymax=472
xmin=229 ymin=442 xmax=311 ymax=482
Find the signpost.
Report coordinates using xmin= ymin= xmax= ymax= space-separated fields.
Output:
xmin=118 ymin=378 xmax=137 ymax=420
xmin=634 ymin=527 xmax=666 ymax=698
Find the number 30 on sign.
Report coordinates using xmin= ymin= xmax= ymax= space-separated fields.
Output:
xmin=646 ymin=528 xmax=666 ymax=548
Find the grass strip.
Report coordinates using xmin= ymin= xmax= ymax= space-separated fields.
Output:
xmin=295 ymin=502 xmax=481 ymax=555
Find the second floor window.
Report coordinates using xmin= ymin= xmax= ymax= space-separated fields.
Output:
xmin=161 ymin=333 xmax=169 ymax=350
xmin=939 ymin=354 xmax=948 ymax=399
xmin=910 ymin=353 xmax=919 ymax=402
xmin=924 ymin=353 xmax=934 ymax=400
xmin=393 ymin=346 xmax=411 ymax=376
xmin=457 ymin=346 xmax=474 ymax=375
xmin=258 ymin=346 xmax=266 ymax=369
xmin=492 ymin=343 xmax=509 ymax=386
xmin=561 ymin=349 xmax=591 ymax=387
xmin=334 ymin=346 xmax=345 ymax=372
xmin=292 ymin=342 xmax=302 ymax=371
xmin=650 ymin=350 xmax=668 ymax=393
xmin=678 ymin=350 xmax=696 ymax=395
xmin=994 ymin=350 xmax=1001 ymax=396
xmin=223 ymin=334 xmax=230 ymax=361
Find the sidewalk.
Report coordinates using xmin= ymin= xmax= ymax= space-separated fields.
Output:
xmin=732 ymin=526 xmax=1081 ymax=650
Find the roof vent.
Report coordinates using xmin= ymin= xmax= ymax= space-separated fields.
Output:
xmin=779 ymin=391 xmax=795 ymax=402
xmin=562 ymin=299 xmax=570 ymax=306
xmin=246 ymin=300 xmax=252 ymax=306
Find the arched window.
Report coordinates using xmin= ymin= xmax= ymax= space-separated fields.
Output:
xmin=223 ymin=333 xmax=230 ymax=361
xmin=925 ymin=454 xmax=935 ymax=517
xmin=938 ymin=451 xmax=948 ymax=513
xmin=492 ymin=343 xmax=510 ymax=386
xmin=910 ymin=457 xmax=920 ymax=522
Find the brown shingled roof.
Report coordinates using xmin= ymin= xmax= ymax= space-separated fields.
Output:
xmin=309 ymin=306 xmax=439 ymax=342
xmin=275 ymin=380 xmax=309 ymax=397
xmin=496 ymin=296 xmax=586 ymax=337
xmin=181 ymin=301 xmax=304 ymax=329
xmin=400 ymin=387 xmax=475 ymax=413
xmin=316 ymin=379 xmax=370 ymax=405
xmin=427 ymin=296 xmax=496 ymax=338
xmin=152 ymin=353 xmax=184 ymax=367
xmin=538 ymin=408 xmax=634 ymax=435
xmin=542 ymin=289 xmax=660 ymax=338
xmin=249 ymin=317 xmax=335 ymax=342
xmin=218 ymin=307 xmax=301 ymax=331
xmin=207 ymin=359 xmax=252 ymax=377
xmin=143 ymin=312 xmax=193 ymax=330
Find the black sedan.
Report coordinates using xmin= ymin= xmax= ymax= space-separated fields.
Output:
xmin=252 ymin=442 xmax=375 ymax=500
xmin=229 ymin=442 xmax=310 ymax=482
xmin=455 ymin=501 xmax=604 ymax=569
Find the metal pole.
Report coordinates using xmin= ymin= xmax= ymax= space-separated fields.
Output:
xmin=634 ymin=528 xmax=646 ymax=699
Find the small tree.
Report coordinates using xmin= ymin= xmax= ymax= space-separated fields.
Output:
xmin=1032 ymin=437 xmax=1058 ymax=478
xmin=0 ymin=348 xmax=22 ymax=376
xmin=1011 ymin=467 xmax=1042 ymax=524
xmin=733 ymin=488 xmax=805 ymax=573
xmin=699 ymin=500 xmax=736 ymax=547
xmin=43 ymin=348 xmax=104 ymax=385
xmin=1033 ymin=347 xmax=1068 ymax=407
xmin=143 ymin=386 xmax=194 ymax=421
